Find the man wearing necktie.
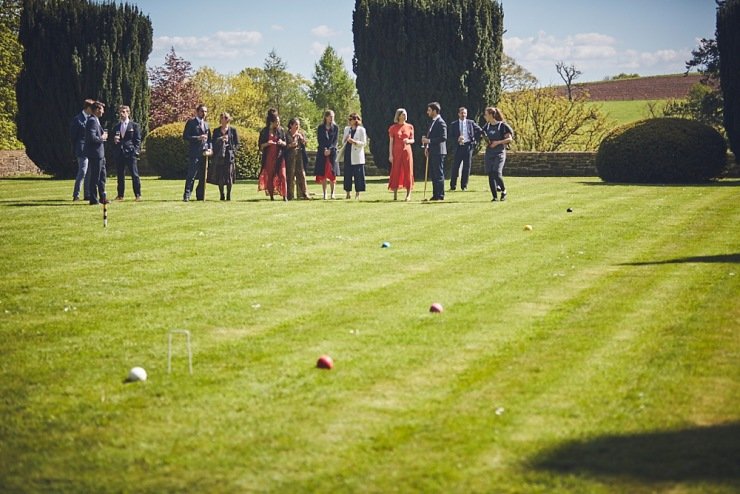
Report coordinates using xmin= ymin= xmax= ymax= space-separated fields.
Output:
xmin=182 ymin=104 xmax=211 ymax=201
xmin=69 ymin=99 xmax=94 ymax=201
xmin=448 ymin=107 xmax=482 ymax=191
xmin=85 ymin=101 xmax=110 ymax=205
xmin=112 ymin=105 xmax=142 ymax=201
xmin=421 ymin=102 xmax=447 ymax=201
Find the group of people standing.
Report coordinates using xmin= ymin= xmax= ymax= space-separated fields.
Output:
xmin=70 ymin=99 xmax=142 ymax=204
xmin=183 ymin=105 xmax=240 ymax=202
xmin=388 ymin=102 xmax=514 ymax=202
xmin=72 ymin=100 xmax=513 ymax=205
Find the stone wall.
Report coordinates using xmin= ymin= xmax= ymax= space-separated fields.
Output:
xmin=2 ymin=148 xmax=734 ymax=178
xmin=472 ymin=152 xmax=598 ymax=176
xmin=0 ymin=150 xmax=42 ymax=176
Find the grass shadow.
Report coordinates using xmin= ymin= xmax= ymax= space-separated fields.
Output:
xmin=529 ymin=422 xmax=740 ymax=485
xmin=579 ymin=180 xmax=740 ymax=187
xmin=620 ymin=253 xmax=740 ymax=265
xmin=0 ymin=199 xmax=72 ymax=207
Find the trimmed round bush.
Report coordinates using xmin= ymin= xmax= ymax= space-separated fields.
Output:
xmin=596 ymin=118 xmax=727 ymax=183
xmin=144 ymin=122 xmax=261 ymax=179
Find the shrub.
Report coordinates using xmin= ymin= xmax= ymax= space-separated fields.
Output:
xmin=596 ymin=118 xmax=727 ymax=183
xmin=144 ymin=122 xmax=261 ymax=179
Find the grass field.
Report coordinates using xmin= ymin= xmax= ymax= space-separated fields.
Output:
xmin=1 ymin=175 xmax=739 ymax=493
xmin=595 ymin=99 xmax=669 ymax=126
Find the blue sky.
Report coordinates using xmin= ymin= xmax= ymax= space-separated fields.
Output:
xmin=131 ymin=0 xmax=717 ymax=84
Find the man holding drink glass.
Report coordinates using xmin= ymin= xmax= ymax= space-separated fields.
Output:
xmin=112 ymin=105 xmax=142 ymax=201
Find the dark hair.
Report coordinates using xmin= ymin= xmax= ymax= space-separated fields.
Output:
xmin=92 ymin=101 xmax=105 ymax=112
xmin=83 ymin=99 xmax=95 ymax=109
xmin=486 ymin=106 xmax=505 ymax=121
xmin=196 ymin=104 xmax=207 ymax=112
xmin=458 ymin=106 xmax=467 ymax=113
xmin=427 ymin=102 xmax=441 ymax=113
xmin=265 ymin=108 xmax=279 ymax=127
xmin=288 ymin=117 xmax=299 ymax=128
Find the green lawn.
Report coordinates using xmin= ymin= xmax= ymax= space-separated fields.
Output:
xmin=1 ymin=176 xmax=738 ymax=493
xmin=596 ymin=99 xmax=670 ymax=125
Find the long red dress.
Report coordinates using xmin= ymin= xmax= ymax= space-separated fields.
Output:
xmin=388 ymin=123 xmax=414 ymax=191
xmin=258 ymin=131 xmax=287 ymax=198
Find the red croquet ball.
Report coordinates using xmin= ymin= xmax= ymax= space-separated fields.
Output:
xmin=429 ymin=303 xmax=444 ymax=313
xmin=316 ymin=355 xmax=334 ymax=370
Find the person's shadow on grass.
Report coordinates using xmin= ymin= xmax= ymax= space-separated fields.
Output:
xmin=620 ymin=253 xmax=740 ymax=265
xmin=529 ymin=422 xmax=740 ymax=485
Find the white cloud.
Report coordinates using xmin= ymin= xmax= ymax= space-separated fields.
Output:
xmin=311 ymin=25 xmax=339 ymax=38
xmin=152 ymin=31 xmax=262 ymax=68
xmin=310 ymin=41 xmax=327 ymax=56
xmin=504 ymin=31 xmax=691 ymax=82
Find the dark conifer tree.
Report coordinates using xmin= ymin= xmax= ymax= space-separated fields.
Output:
xmin=16 ymin=0 xmax=152 ymax=176
xmin=353 ymin=0 xmax=503 ymax=173
xmin=717 ymin=0 xmax=740 ymax=157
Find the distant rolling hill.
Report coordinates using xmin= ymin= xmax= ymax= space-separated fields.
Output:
xmin=558 ymin=73 xmax=703 ymax=101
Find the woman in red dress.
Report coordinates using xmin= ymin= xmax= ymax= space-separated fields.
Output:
xmin=387 ymin=108 xmax=415 ymax=201
xmin=258 ymin=109 xmax=288 ymax=201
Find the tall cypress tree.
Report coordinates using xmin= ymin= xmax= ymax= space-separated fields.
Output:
xmin=16 ymin=0 xmax=152 ymax=176
xmin=353 ymin=0 xmax=503 ymax=173
xmin=717 ymin=0 xmax=740 ymax=157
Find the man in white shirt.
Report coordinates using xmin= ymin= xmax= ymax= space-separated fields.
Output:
xmin=448 ymin=107 xmax=482 ymax=191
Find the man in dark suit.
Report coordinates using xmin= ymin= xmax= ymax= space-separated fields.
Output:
xmin=111 ymin=105 xmax=142 ymax=201
xmin=182 ymin=104 xmax=211 ymax=202
xmin=421 ymin=101 xmax=447 ymax=201
xmin=70 ymin=99 xmax=94 ymax=201
xmin=85 ymin=101 xmax=110 ymax=205
xmin=448 ymin=106 xmax=482 ymax=191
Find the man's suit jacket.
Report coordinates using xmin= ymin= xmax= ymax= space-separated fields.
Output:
xmin=85 ymin=115 xmax=106 ymax=160
xmin=112 ymin=120 xmax=141 ymax=162
xmin=70 ymin=112 xmax=88 ymax=158
xmin=426 ymin=117 xmax=447 ymax=156
xmin=182 ymin=117 xmax=211 ymax=159
xmin=449 ymin=119 xmax=483 ymax=149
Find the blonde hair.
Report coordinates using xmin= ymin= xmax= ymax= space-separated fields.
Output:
xmin=394 ymin=108 xmax=407 ymax=123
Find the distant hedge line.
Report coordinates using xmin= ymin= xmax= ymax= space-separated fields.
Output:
xmin=144 ymin=122 xmax=261 ymax=179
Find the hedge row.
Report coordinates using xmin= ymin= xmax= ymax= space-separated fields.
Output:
xmin=144 ymin=122 xmax=261 ymax=179
xmin=596 ymin=118 xmax=727 ymax=183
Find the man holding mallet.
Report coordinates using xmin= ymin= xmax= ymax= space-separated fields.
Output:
xmin=421 ymin=102 xmax=447 ymax=201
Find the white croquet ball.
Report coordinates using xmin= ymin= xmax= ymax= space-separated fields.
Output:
xmin=127 ymin=366 xmax=148 ymax=382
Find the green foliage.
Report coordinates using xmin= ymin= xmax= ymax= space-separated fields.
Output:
xmin=501 ymin=53 xmax=538 ymax=92
xmin=16 ymin=0 xmax=152 ymax=176
xmin=353 ymin=0 xmax=503 ymax=172
xmin=309 ymin=45 xmax=360 ymax=121
xmin=191 ymin=66 xmax=266 ymax=132
xmin=717 ymin=0 xmax=740 ymax=156
xmin=501 ymin=87 xmax=611 ymax=151
xmin=149 ymin=48 xmax=200 ymax=130
xmin=662 ymin=82 xmax=724 ymax=130
xmin=233 ymin=127 xmax=261 ymax=179
xmin=142 ymin=123 xmax=185 ymax=178
xmin=0 ymin=0 xmax=22 ymax=150
xmin=606 ymin=73 xmax=640 ymax=81
xmin=144 ymin=122 xmax=260 ymax=179
xmin=250 ymin=52 xmax=320 ymax=145
xmin=596 ymin=118 xmax=728 ymax=183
